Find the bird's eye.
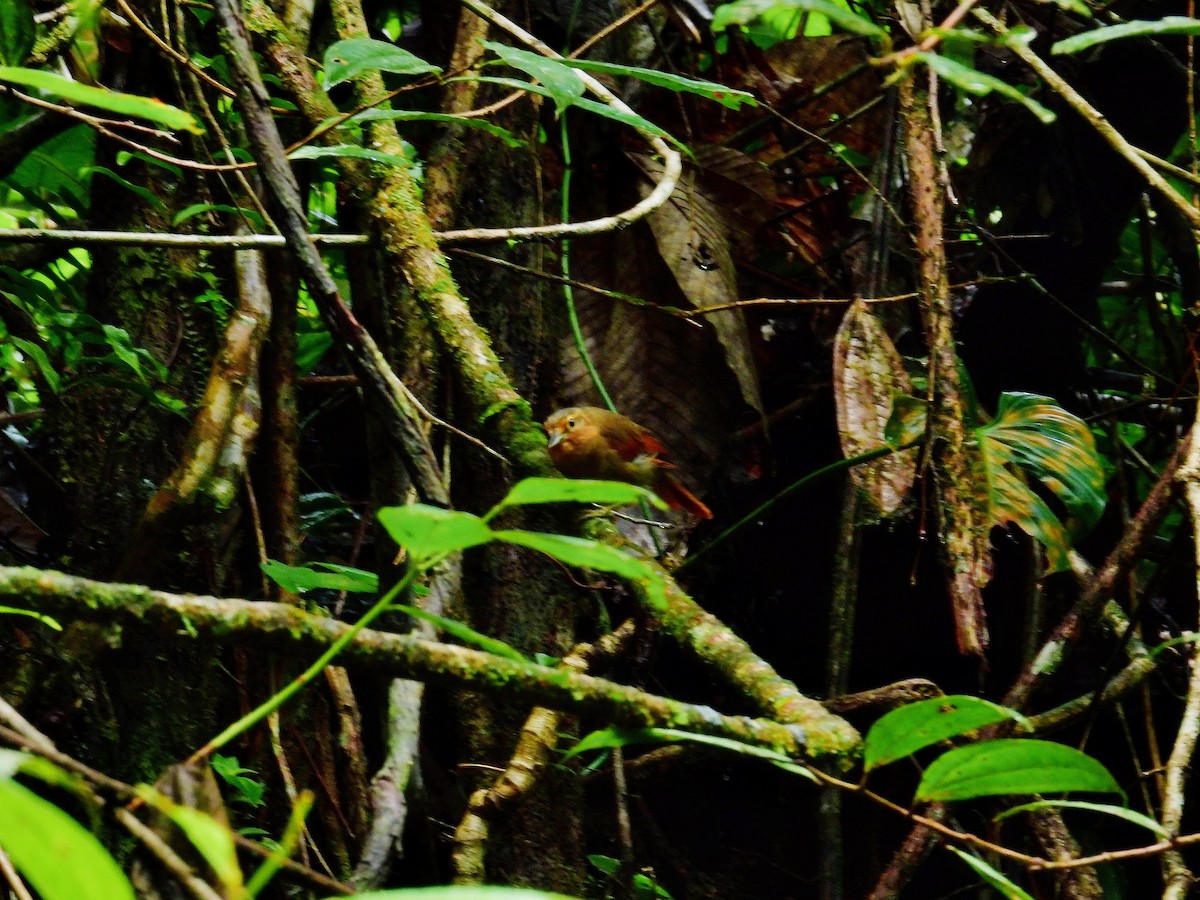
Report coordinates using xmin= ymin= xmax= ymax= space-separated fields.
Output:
xmin=567 ymin=418 xmax=576 ymax=429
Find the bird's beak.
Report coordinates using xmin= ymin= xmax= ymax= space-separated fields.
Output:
xmin=546 ymin=429 xmax=564 ymax=449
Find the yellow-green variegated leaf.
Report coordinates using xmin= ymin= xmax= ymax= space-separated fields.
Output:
xmin=976 ymin=392 xmax=1106 ymax=572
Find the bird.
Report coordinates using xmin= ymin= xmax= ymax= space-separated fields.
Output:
xmin=543 ymin=406 xmax=713 ymax=520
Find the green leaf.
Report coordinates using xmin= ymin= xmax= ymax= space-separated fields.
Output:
xmin=211 ymin=755 xmax=266 ymax=807
xmin=391 ymin=603 xmax=529 ymax=663
xmin=493 ymin=529 xmax=667 ymax=610
xmin=173 ymin=203 xmax=268 ymax=228
xmin=289 ymin=143 xmax=416 ymax=168
xmin=913 ymin=53 xmax=1056 ymax=124
xmin=1052 ymin=17 xmax=1200 ymax=55
xmin=995 ymin=799 xmax=1168 ymax=837
xmin=483 ymin=41 xmax=585 ymax=116
xmin=0 ymin=779 xmax=136 ymax=900
xmin=915 ymin=739 xmax=1122 ymax=803
xmin=0 ymin=66 xmax=201 ymax=133
xmin=563 ymin=727 xmax=817 ymax=781
xmin=260 ymin=560 xmax=379 ymax=594
xmin=863 ymin=695 xmax=1030 ymax=772
xmin=135 ymin=786 xmax=242 ymax=893
xmin=978 ymin=393 xmax=1107 ymax=535
xmin=712 ymin=0 xmax=886 ymax=41
xmin=9 ymin=336 xmax=60 ymax=392
xmin=377 ymin=505 xmax=494 ymax=564
xmin=985 ymin=464 xmax=1072 ymax=572
xmin=467 ymin=77 xmax=682 ymax=147
xmin=555 ymin=58 xmax=757 ymax=110
xmin=492 ymin=530 xmax=645 ymax=581
xmin=493 ymin=477 xmax=666 ymax=513
xmin=948 ymin=848 xmax=1034 ymax=899
xmin=0 ymin=0 xmax=34 ymax=66
xmin=339 ymin=888 xmax=584 ymax=899
xmin=0 ymin=605 xmax=62 ymax=630
xmin=346 ymin=110 xmax=525 ymax=148
xmin=322 ymin=38 xmax=441 ymax=87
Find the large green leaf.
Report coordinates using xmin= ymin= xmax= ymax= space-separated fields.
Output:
xmin=260 ymin=560 xmax=379 ymax=594
xmin=378 ymin=505 xmax=494 ymax=564
xmin=1052 ymin=17 xmax=1200 ymax=55
xmin=322 ymin=38 xmax=441 ymax=87
xmin=0 ymin=66 xmax=201 ymax=133
xmin=0 ymin=780 xmax=136 ymax=900
xmin=864 ymin=696 xmax=1029 ymax=772
xmin=482 ymin=42 xmax=585 ymax=116
xmin=136 ymin=787 xmax=242 ymax=894
xmin=916 ymin=739 xmax=1122 ymax=803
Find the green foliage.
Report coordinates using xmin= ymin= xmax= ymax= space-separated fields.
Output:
xmin=342 ymin=889 xmax=584 ymax=899
xmin=0 ymin=0 xmax=34 ymax=67
xmin=552 ymin=58 xmax=757 ymax=110
xmin=1052 ymin=17 xmax=1200 ymax=55
xmin=914 ymin=739 xmax=1122 ymax=802
xmin=863 ymin=695 xmax=1029 ymax=772
xmin=711 ymin=0 xmax=887 ymax=43
xmin=912 ymin=52 xmax=1055 ymax=124
xmin=977 ymin=392 xmax=1107 ymax=571
xmin=390 ymin=603 xmax=530 ymax=662
xmin=948 ymin=849 xmax=1034 ymax=899
xmin=0 ymin=66 xmax=200 ymax=133
xmin=259 ymin=560 xmax=380 ymax=594
xmin=564 ymin=726 xmax=817 ymax=781
xmin=995 ymin=799 xmax=1167 ymax=837
xmin=0 ymin=752 xmax=135 ymax=900
xmin=211 ymin=754 xmax=267 ymax=807
xmin=0 ymin=605 xmax=62 ymax=630
xmin=322 ymin=38 xmax=441 ymax=87
xmin=589 ymin=855 xmax=673 ymax=899
xmin=488 ymin=477 xmax=666 ymax=516
xmin=135 ymin=785 xmax=243 ymax=895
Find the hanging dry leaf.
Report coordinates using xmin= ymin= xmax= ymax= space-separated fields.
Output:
xmin=833 ymin=300 xmax=918 ymax=515
xmin=628 ymin=150 xmax=764 ymax=417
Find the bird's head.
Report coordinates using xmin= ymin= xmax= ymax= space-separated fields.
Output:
xmin=544 ymin=407 xmax=590 ymax=455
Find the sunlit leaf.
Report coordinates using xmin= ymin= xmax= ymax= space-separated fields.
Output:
xmin=0 ymin=605 xmax=62 ymax=630
xmin=10 ymin=336 xmax=60 ymax=392
xmin=494 ymin=477 xmax=666 ymax=513
xmin=137 ymin=786 xmax=242 ymax=893
xmin=322 ymin=38 xmax=441 ymax=87
xmin=260 ymin=560 xmax=378 ymax=594
xmin=1052 ymin=17 xmax=1200 ymax=55
xmin=0 ymin=779 xmax=135 ymax=900
xmin=916 ymin=739 xmax=1122 ymax=802
xmin=378 ymin=505 xmax=493 ymax=563
xmin=948 ymin=849 xmax=1034 ymax=899
xmin=864 ymin=696 xmax=1029 ymax=772
xmin=0 ymin=66 xmax=201 ymax=132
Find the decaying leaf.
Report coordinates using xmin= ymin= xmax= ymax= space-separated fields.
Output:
xmin=628 ymin=150 xmax=764 ymax=417
xmin=833 ymin=300 xmax=918 ymax=515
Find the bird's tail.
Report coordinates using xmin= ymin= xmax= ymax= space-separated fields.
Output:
xmin=654 ymin=472 xmax=713 ymax=520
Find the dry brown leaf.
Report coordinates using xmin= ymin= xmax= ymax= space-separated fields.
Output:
xmin=833 ymin=300 xmax=917 ymax=515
